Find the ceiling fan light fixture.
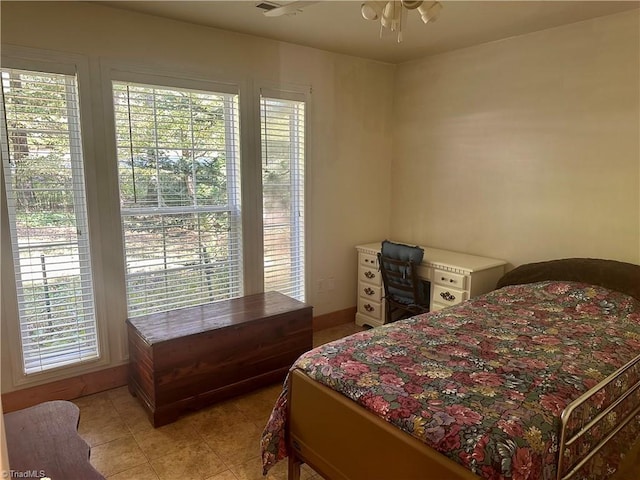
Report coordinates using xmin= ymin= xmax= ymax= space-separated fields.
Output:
xmin=359 ymin=0 xmax=442 ymax=41
xmin=418 ymin=1 xmax=442 ymax=24
xmin=381 ymin=1 xmax=401 ymax=30
xmin=401 ymin=1 xmax=423 ymax=9
xmin=361 ymin=1 xmax=384 ymax=21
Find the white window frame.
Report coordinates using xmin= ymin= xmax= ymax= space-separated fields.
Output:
xmin=105 ymin=68 xmax=244 ymax=319
xmin=256 ymin=85 xmax=310 ymax=302
xmin=0 ymin=46 xmax=109 ymax=387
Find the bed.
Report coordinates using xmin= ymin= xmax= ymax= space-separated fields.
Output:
xmin=261 ymin=258 xmax=640 ymax=480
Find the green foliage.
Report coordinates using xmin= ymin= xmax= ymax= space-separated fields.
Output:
xmin=3 ymin=70 xmax=76 ymax=217
xmin=21 ymin=275 xmax=92 ymax=353
xmin=4 ymin=71 xmax=304 ymax=320
xmin=114 ymin=83 xmax=232 ymax=211
xmin=112 ymin=82 xmax=243 ymax=313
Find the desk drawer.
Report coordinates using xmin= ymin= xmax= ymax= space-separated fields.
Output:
xmin=357 ymin=298 xmax=382 ymax=321
xmin=358 ymin=264 xmax=381 ymax=286
xmin=359 ymin=252 xmax=379 ymax=268
xmin=431 ymin=303 xmax=446 ymax=312
xmin=433 ymin=269 xmax=467 ymax=290
xmin=432 ymin=284 xmax=467 ymax=307
xmin=359 ymin=283 xmax=382 ymax=302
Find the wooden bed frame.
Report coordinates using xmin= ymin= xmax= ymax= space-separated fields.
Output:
xmin=279 ymin=259 xmax=640 ymax=479
xmin=285 ymin=353 xmax=640 ymax=480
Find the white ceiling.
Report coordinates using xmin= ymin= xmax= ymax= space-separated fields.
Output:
xmin=100 ymin=1 xmax=639 ymax=63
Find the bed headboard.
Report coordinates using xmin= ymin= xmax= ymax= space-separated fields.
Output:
xmin=496 ymin=258 xmax=640 ymax=301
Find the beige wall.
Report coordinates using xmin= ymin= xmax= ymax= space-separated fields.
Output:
xmin=0 ymin=1 xmax=394 ymax=391
xmin=392 ymin=10 xmax=640 ymax=267
xmin=2 ymin=2 xmax=639 ymax=391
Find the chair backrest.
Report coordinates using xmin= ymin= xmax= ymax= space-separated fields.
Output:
xmin=378 ymin=240 xmax=427 ymax=305
xmin=378 ymin=255 xmax=422 ymax=304
xmin=381 ymin=240 xmax=424 ymax=264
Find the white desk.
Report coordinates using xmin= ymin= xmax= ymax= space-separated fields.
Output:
xmin=355 ymin=242 xmax=507 ymax=328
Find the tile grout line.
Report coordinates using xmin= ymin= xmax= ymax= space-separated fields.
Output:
xmin=106 ymin=394 xmax=152 ymax=479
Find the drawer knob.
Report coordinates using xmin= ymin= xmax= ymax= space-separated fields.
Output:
xmin=440 ymin=291 xmax=456 ymax=302
xmin=364 ymin=271 xmax=375 ymax=279
xmin=364 ymin=303 xmax=375 ymax=312
xmin=364 ymin=287 xmax=375 ymax=296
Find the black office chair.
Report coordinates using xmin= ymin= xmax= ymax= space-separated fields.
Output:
xmin=378 ymin=240 xmax=430 ymax=324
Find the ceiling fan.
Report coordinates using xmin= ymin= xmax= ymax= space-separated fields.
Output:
xmin=257 ymin=1 xmax=320 ymax=17
xmin=257 ymin=1 xmax=442 ymax=42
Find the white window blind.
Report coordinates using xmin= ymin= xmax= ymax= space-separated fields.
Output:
xmin=260 ymin=95 xmax=305 ymax=301
xmin=113 ymin=81 xmax=242 ymax=317
xmin=1 ymin=68 xmax=99 ymax=374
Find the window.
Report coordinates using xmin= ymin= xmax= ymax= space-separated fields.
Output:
xmin=113 ymin=81 xmax=242 ymax=317
xmin=260 ymin=94 xmax=306 ymax=301
xmin=1 ymin=68 xmax=99 ymax=374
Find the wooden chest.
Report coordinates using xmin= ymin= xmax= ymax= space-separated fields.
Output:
xmin=126 ymin=291 xmax=313 ymax=427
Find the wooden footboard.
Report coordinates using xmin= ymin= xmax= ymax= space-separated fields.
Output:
xmin=286 ymin=369 xmax=479 ymax=480
xmin=287 ymin=353 xmax=640 ymax=480
xmin=557 ymin=352 xmax=640 ymax=480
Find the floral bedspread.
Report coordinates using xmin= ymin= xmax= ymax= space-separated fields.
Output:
xmin=261 ymin=281 xmax=640 ymax=479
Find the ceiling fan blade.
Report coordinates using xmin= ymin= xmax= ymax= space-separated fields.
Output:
xmin=263 ymin=1 xmax=320 ymax=17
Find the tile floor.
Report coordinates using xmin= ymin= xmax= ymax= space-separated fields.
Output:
xmin=76 ymin=323 xmax=365 ymax=480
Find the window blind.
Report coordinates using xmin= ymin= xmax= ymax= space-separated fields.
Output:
xmin=1 ymin=68 xmax=99 ymax=374
xmin=260 ymin=95 xmax=305 ymax=301
xmin=113 ymin=81 xmax=242 ymax=317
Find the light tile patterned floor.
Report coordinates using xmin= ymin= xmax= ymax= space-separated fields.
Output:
xmin=77 ymin=323 xmax=364 ymax=480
